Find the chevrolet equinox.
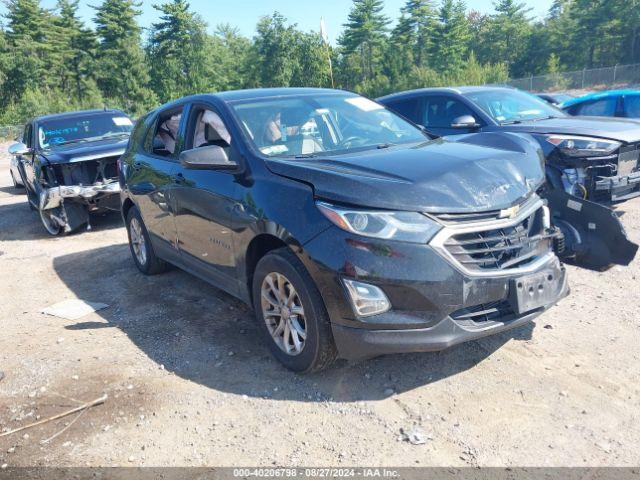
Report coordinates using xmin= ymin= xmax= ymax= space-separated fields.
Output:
xmin=119 ymin=88 xmax=637 ymax=372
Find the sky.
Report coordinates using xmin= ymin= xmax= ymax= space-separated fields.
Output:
xmin=1 ymin=0 xmax=554 ymax=44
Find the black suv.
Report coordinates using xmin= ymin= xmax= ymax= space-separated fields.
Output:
xmin=8 ymin=109 xmax=133 ymax=235
xmin=119 ymin=88 xmax=636 ymax=372
xmin=378 ymin=86 xmax=640 ymax=204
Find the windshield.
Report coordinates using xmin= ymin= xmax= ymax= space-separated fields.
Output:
xmin=230 ymin=94 xmax=427 ymax=158
xmin=38 ymin=113 xmax=133 ymax=149
xmin=466 ymin=89 xmax=566 ymax=124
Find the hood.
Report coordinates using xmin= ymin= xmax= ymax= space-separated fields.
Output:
xmin=40 ymin=137 xmax=129 ymax=164
xmin=265 ymin=138 xmax=544 ymax=214
xmin=492 ymin=116 xmax=640 ymax=144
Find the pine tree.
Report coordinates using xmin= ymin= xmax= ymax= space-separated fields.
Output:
xmin=486 ymin=0 xmax=532 ymax=76
xmin=93 ymin=0 xmax=156 ymax=113
xmin=431 ymin=0 xmax=470 ymax=74
xmin=339 ymin=0 xmax=389 ymax=81
xmin=147 ymin=0 xmax=213 ymax=102
xmin=50 ymin=0 xmax=100 ymax=103
xmin=401 ymin=0 xmax=438 ymax=68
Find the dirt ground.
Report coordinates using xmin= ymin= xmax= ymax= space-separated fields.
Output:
xmin=0 ymin=143 xmax=639 ymax=468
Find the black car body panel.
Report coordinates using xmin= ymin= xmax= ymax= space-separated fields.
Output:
xmin=119 ymin=89 xmax=631 ymax=363
xmin=11 ymin=109 xmax=132 ymax=233
xmin=265 ymin=135 xmax=544 ymax=213
xmin=378 ymin=87 xmax=640 ymax=204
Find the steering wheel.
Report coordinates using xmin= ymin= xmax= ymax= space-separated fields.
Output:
xmin=338 ymin=136 xmax=367 ymax=149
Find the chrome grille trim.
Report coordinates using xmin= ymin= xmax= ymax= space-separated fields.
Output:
xmin=429 ymin=196 xmax=556 ymax=278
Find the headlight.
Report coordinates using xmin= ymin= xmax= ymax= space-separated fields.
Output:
xmin=316 ymin=201 xmax=441 ymax=243
xmin=545 ymin=135 xmax=621 ymax=158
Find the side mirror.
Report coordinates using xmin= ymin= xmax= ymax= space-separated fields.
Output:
xmin=451 ymin=115 xmax=479 ymax=129
xmin=8 ymin=142 xmax=30 ymax=156
xmin=179 ymin=145 xmax=237 ymax=171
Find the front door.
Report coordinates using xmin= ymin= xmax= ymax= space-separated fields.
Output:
xmin=172 ymin=103 xmax=241 ymax=296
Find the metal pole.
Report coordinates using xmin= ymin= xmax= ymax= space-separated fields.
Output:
xmin=582 ymin=68 xmax=586 ymax=89
xmin=613 ymin=64 xmax=618 ymax=84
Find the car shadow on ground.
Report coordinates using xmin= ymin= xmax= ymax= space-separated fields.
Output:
xmin=0 ymin=200 xmax=123 ymax=241
xmin=52 ymin=243 xmax=534 ymax=402
xmin=0 ymin=185 xmax=26 ymax=195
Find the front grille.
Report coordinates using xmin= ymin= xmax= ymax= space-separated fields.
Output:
xmin=438 ymin=202 xmax=555 ymax=272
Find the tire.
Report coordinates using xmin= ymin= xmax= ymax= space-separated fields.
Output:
xmin=39 ymin=206 xmax=63 ymax=236
xmin=252 ymin=247 xmax=337 ymax=373
xmin=126 ymin=206 xmax=167 ymax=275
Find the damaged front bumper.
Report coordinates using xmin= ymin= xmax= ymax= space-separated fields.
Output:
xmin=594 ymin=170 xmax=640 ymax=202
xmin=40 ymin=181 xmax=121 ymax=210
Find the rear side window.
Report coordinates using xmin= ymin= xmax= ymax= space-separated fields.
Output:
xmin=420 ymin=96 xmax=476 ymax=128
xmin=624 ymin=95 xmax=640 ymax=118
xmin=573 ymin=98 xmax=617 ymax=116
xmin=386 ymin=98 xmax=420 ymax=124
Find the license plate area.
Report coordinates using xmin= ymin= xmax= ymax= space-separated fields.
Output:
xmin=618 ymin=148 xmax=639 ymax=177
xmin=509 ymin=269 xmax=560 ymax=315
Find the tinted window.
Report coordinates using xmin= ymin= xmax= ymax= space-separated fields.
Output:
xmin=420 ymin=96 xmax=476 ymax=128
xmin=23 ymin=124 xmax=33 ymax=148
xmin=386 ymin=98 xmax=420 ymax=123
xmin=37 ymin=113 xmax=133 ymax=149
xmin=574 ymin=98 xmax=617 ymax=116
xmin=624 ymin=95 xmax=640 ymax=118
xmin=465 ymin=89 xmax=562 ymax=123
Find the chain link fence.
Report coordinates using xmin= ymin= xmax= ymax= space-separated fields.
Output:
xmin=504 ymin=63 xmax=640 ymax=92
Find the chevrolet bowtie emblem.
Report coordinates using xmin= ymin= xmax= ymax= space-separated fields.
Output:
xmin=499 ymin=204 xmax=521 ymax=219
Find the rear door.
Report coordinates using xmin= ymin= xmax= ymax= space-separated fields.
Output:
xmin=126 ymin=105 xmax=185 ymax=258
xmin=171 ymin=101 xmax=242 ymax=296
xmin=621 ymin=94 xmax=640 ymax=119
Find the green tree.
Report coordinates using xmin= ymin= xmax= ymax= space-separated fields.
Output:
xmin=486 ymin=0 xmax=532 ymax=76
xmin=93 ymin=0 xmax=156 ymax=113
xmin=147 ymin=0 xmax=214 ymax=102
xmin=50 ymin=0 xmax=101 ymax=103
xmin=431 ymin=0 xmax=470 ymax=74
xmin=401 ymin=0 xmax=438 ymax=68
xmin=339 ymin=0 xmax=390 ymax=82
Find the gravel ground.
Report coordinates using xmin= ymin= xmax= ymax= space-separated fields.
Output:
xmin=0 ymin=143 xmax=639 ymax=468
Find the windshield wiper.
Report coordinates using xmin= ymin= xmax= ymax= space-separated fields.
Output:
xmin=500 ymin=119 xmax=524 ymax=125
xmin=376 ymin=143 xmax=394 ymax=149
xmin=294 ymin=153 xmax=317 ymax=159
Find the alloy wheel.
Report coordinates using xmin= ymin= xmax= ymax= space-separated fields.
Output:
xmin=129 ymin=217 xmax=147 ymax=266
xmin=260 ymin=272 xmax=307 ymax=356
xmin=39 ymin=207 xmax=61 ymax=236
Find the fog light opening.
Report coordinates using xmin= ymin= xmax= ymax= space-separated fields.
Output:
xmin=343 ymin=279 xmax=391 ymax=318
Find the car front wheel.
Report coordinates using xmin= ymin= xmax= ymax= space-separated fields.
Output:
xmin=252 ymin=248 xmax=337 ymax=373
xmin=126 ymin=206 xmax=167 ymax=275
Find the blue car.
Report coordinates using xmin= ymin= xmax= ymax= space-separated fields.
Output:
xmin=561 ymin=89 xmax=640 ymax=118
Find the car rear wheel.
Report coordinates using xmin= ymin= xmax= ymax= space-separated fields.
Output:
xmin=126 ymin=206 xmax=167 ymax=275
xmin=252 ymin=248 xmax=337 ymax=373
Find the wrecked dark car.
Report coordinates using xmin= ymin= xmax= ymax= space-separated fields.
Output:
xmin=8 ymin=109 xmax=133 ymax=235
xmin=119 ymin=88 xmax=637 ymax=373
xmin=378 ymin=86 xmax=640 ymax=204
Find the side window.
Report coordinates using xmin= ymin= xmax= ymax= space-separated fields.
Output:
xmin=386 ymin=99 xmax=420 ymax=123
xmin=187 ymin=106 xmax=232 ymax=150
xmin=624 ymin=95 xmax=640 ymax=118
xmin=23 ymin=124 xmax=32 ymax=148
xmin=144 ymin=107 xmax=184 ymax=158
xmin=420 ymin=96 xmax=476 ymax=128
xmin=575 ymin=98 xmax=617 ymax=117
